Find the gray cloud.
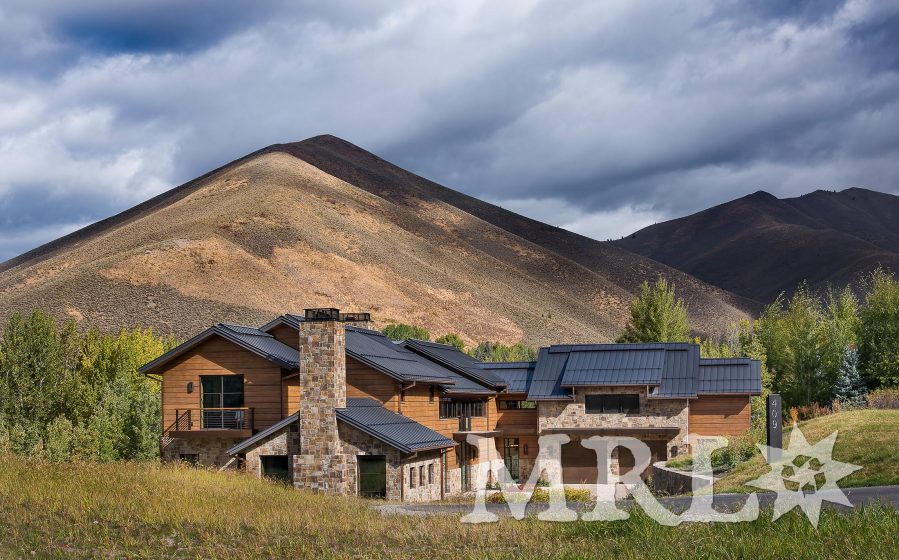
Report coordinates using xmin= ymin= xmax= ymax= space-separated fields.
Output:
xmin=1 ymin=0 xmax=897 ymax=261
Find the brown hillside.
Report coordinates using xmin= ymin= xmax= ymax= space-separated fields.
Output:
xmin=0 ymin=136 xmax=752 ymax=345
xmin=615 ymin=188 xmax=899 ymax=303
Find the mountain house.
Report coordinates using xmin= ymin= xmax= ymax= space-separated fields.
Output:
xmin=139 ymin=308 xmax=762 ymax=501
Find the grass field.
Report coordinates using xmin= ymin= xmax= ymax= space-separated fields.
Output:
xmin=715 ymin=410 xmax=899 ymax=493
xmin=1 ymin=455 xmax=898 ymax=559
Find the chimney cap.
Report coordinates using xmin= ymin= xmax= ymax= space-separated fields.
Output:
xmin=304 ymin=308 xmax=341 ymax=321
xmin=339 ymin=312 xmax=371 ymax=323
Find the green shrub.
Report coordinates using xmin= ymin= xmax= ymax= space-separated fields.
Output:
xmin=867 ymin=388 xmax=899 ymax=409
xmin=435 ymin=333 xmax=465 ymax=350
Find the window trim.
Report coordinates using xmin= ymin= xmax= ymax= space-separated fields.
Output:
xmin=439 ymin=398 xmax=486 ymax=419
xmin=498 ymin=400 xmax=537 ymax=410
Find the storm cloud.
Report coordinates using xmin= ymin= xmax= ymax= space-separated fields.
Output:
xmin=1 ymin=0 xmax=898 ymax=260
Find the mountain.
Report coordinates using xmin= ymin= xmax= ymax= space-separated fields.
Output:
xmin=614 ymin=188 xmax=899 ymax=303
xmin=0 ymin=135 xmax=753 ymax=345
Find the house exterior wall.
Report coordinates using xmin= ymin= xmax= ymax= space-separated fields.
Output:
xmin=159 ymin=337 xmax=284 ymax=432
xmin=537 ymin=386 xmax=690 ymax=457
xmin=244 ymin=422 xmax=302 ymax=477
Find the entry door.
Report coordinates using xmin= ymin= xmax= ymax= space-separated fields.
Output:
xmin=357 ymin=455 xmax=387 ymax=498
xmin=503 ymin=438 xmax=520 ymax=482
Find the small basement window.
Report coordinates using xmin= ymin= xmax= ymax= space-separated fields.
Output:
xmin=178 ymin=453 xmax=199 ymax=465
xmin=585 ymin=394 xmax=640 ymax=414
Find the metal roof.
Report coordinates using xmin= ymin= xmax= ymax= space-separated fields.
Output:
xmin=527 ymin=343 xmax=756 ymax=400
xmin=259 ymin=313 xmax=306 ymax=332
xmin=337 ymin=398 xmax=458 ymax=453
xmin=227 ymin=412 xmax=299 ymax=455
xmin=403 ymin=340 xmax=508 ymax=389
xmin=397 ymin=342 xmax=494 ymax=395
xmin=698 ymin=358 xmax=763 ymax=395
xmin=345 ymin=328 xmax=457 ymax=385
xmin=478 ymin=361 xmax=536 ymax=393
xmin=139 ymin=323 xmax=300 ymax=374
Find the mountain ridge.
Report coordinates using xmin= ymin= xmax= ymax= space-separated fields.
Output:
xmin=0 ymin=135 xmax=754 ymax=345
xmin=615 ymin=187 xmax=899 ymax=302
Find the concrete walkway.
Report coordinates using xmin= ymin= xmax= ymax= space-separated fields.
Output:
xmin=375 ymin=485 xmax=899 ymax=517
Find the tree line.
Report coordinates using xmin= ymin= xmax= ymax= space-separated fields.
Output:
xmin=617 ymin=268 xmax=899 ymax=410
xmin=0 ymin=311 xmax=175 ymax=461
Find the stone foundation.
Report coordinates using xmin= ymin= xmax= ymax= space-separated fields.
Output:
xmin=161 ymin=436 xmax=243 ymax=468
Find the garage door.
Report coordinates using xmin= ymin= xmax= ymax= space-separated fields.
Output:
xmin=561 ymin=442 xmax=598 ymax=484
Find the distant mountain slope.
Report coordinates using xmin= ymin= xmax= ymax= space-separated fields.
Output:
xmin=0 ymin=135 xmax=752 ymax=345
xmin=615 ymin=188 xmax=899 ymax=303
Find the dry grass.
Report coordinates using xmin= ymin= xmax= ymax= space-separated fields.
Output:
xmin=1 ymin=455 xmax=898 ymax=559
xmin=715 ymin=410 xmax=899 ymax=493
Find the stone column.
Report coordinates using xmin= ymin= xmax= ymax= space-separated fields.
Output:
xmin=293 ymin=313 xmax=352 ymax=494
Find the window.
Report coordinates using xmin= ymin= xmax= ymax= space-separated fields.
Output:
xmin=429 ymin=385 xmax=435 ymax=402
xmin=498 ymin=400 xmax=537 ymax=410
xmin=503 ymin=438 xmax=520 ymax=482
xmin=201 ymin=375 xmax=244 ymax=408
xmin=439 ymin=399 xmax=485 ymax=419
xmin=200 ymin=375 xmax=246 ymax=429
xmin=585 ymin=394 xmax=640 ymax=414
xmin=418 ymin=465 xmax=425 ymax=487
xmin=428 ymin=463 xmax=434 ymax=485
xmin=409 ymin=466 xmax=416 ymax=488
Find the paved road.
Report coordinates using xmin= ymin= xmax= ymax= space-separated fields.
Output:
xmin=376 ymin=485 xmax=899 ymax=517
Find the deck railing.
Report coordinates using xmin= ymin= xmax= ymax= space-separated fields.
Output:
xmin=171 ymin=408 xmax=253 ymax=431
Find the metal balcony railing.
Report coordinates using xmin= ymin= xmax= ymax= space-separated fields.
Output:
xmin=171 ymin=408 xmax=253 ymax=431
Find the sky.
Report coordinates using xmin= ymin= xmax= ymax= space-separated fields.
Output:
xmin=1 ymin=0 xmax=898 ymax=261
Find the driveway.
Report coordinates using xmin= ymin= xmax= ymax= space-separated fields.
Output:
xmin=375 ymin=485 xmax=899 ymax=517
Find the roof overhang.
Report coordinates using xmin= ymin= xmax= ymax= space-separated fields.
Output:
xmin=140 ymin=326 xmax=298 ymax=376
xmin=345 ymin=349 xmax=456 ymax=385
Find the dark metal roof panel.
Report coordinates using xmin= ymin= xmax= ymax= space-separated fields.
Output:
xmin=479 ymin=362 xmax=536 ymax=393
xmin=558 ymin=347 xmax=665 ymax=386
xmin=338 ymin=398 xmax=457 ymax=452
xmin=218 ymin=324 xmax=300 ymax=368
xmin=697 ymin=358 xmax=762 ymax=394
xmin=345 ymin=328 xmax=457 ymax=384
xmin=652 ymin=346 xmax=698 ymax=398
xmin=227 ymin=412 xmax=299 ymax=455
xmin=527 ymin=347 xmax=572 ymax=400
xmin=404 ymin=340 xmax=508 ymax=388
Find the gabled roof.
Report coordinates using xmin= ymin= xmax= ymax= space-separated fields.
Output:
xmin=397 ymin=341 xmax=495 ymax=395
xmin=139 ymin=323 xmax=299 ymax=375
xmin=403 ymin=339 xmax=508 ymax=390
xmin=527 ymin=343 xmax=707 ymax=400
xmin=698 ymin=358 xmax=763 ymax=395
xmin=227 ymin=398 xmax=457 ymax=456
xmin=259 ymin=313 xmax=306 ymax=332
xmin=478 ymin=361 xmax=536 ymax=394
xmin=344 ymin=328 xmax=457 ymax=385
xmin=336 ymin=398 xmax=457 ymax=453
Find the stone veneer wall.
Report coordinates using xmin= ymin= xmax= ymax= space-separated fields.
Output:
xmin=244 ymin=422 xmax=302 ymax=477
xmin=538 ymin=386 xmax=690 ymax=456
xmin=161 ymin=435 xmax=243 ymax=467
xmin=294 ymin=318 xmax=351 ymax=495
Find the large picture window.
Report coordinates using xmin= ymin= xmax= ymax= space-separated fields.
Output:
xmin=201 ymin=375 xmax=245 ymax=408
xmin=585 ymin=394 xmax=639 ymax=414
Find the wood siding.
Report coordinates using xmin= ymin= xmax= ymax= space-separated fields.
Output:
xmin=282 ymin=377 xmax=301 ymax=416
xmin=160 ymin=337 xmax=283 ymax=432
xmin=346 ymin=357 xmax=399 ymax=406
xmin=268 ymin=324 xmax=299 ymax=350
xmin=688 ymin=396 xmax=751 ymax=436
xmin=494 ymin=396 xmax=539 ymax=436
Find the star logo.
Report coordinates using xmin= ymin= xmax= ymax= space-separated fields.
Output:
xmin=748 ymin=424 xmax=861 ymax=527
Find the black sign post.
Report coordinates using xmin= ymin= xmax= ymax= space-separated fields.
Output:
xmin=766 ymin=393 xmax=783 ymax=462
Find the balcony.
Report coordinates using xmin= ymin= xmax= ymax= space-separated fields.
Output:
xmin=169 ymin=408 xmax=254 ymax=437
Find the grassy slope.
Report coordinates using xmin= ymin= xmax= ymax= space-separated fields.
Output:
xmin=1 ymin=456 xmax=898 ymax=559
xmin=716 ymin=410 xmax=899 ymax=493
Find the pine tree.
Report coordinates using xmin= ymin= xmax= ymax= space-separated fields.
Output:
xmin=833 ymin=347 xmax=866 ymax=408
xmin=617 ymin=277 xmax=690 ymax=343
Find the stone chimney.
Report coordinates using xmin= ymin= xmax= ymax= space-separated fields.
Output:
xmin=293 ymin=308 xmax=351 ymax=494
